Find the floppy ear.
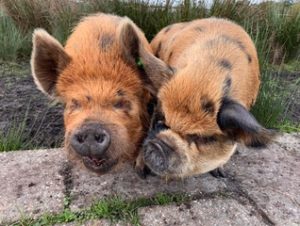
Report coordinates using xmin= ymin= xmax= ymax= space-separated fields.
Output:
xmin=118 ymin=18 xmax=174 ymax=94
xmin=217 ymin=98 xmax=276 ymax=148
xmin=31 ymin=29 xmax=71 ymax=98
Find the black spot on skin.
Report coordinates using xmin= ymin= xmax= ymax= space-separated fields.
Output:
xmin=100 ymin=34 xmax=114 ymax=51
xmin=164 ymin=25 xmax=172 ymax=33
xmin=208 ymin=35 xmax=252 ymax=64
xmin=225 ymin=37 xmax=252 ymax=64
xmin=168 ymin=51 xmax=173 ymax=62
xmin=218 ymin=59 xmax=232 ymax=70
xmin=86 ymin=96 xmax=92 ymax=102
xmin=247 ymin=54 xmax=252 ymax=63
xmin=171 ymin=36 xmax=177 ymax=43
xmin=201 ymin=96 xmax=215 ymax=114
xmin=155 ymin=42 xmax=162 ymax=58
xmin=195 ymin=26 xmax=204 ymax=32
xmin=235 ymin=39 xmax=246 ymax=51
xmin=223 ymin=77 xmax=232 ymax=97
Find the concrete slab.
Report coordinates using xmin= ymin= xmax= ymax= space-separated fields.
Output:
xmin=0 ymin=149 xmax=66 ymax=224
xmin=225 ymin=133 xmax=300 ymax=225
xmin=1 ymin=133 xmax=299 ymax=226
xmin=139 ymin=198 xmax=264 ymax=226
xmin=70 ymin=166 xmax=227 ymax=211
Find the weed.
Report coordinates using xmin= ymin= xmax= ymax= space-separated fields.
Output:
xmin=266 ymin=3 xmax=300 ymax=62
xmin=49 ymin=0 xmax=82 ymax=44
xmin=0 ymin=114 xmax=31 ymax=152
xmin=251 ymin=69 xmax=286 ymax=129
xmin=1 ymin=0 xmax=51 ymax=32
xmin=10 ymin=193 xmax=189 ymax=226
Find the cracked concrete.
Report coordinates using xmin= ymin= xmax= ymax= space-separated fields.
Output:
xmin=225 ymin=133 xmax=300 ymax=225
xmin=0 ymin=133 xmax=299 ymax=225
xmin=139 ymin=198 xmax=264 ymax=226
xmin=0 ymin=149 xmax=66 ymax=224
xmin=70 ymin=164 xmax=227 ymax=211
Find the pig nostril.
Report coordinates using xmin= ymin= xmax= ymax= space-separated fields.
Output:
xmin=95 ymin=134 xmax=104 ymax=143
xmin=76 ymin=134 xmax=86 ymax=144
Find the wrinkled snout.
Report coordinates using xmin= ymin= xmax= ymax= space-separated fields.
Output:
xmin=143 ymin=139 xmax=173 ymax=175
xmin=71 ymin=123 xmax=111 ymax=158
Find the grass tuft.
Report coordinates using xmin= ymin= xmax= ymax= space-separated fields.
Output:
xmin=11 ymin=193 xmax=189 ymax=226
xmin=0 ymin=10 xmax=25 ymax=61
xmin=0 ymin=116 xmax=31 ymax=152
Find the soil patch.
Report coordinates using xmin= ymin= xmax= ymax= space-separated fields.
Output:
xmin=0 ymin=62 xmax=64 ymax=149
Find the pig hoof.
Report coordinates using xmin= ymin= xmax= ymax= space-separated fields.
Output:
xmin=210 ymin=167 xmax=227 ymax=178
xmin=135 ymin=164 xmax=152 ymax=179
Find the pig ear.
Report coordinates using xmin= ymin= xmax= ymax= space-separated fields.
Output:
xmin=217 ymin=98 xmax=276 ymax=148
xmin=31 ymin=29 xmax=71 ymax=98
xmin=118 ymin=18 xmax=174 ymax=94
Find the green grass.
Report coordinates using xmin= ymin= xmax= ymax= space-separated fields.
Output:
xmin=10 ymin=193 xmax=189 ymax=226
xmin=0 ymin=10 xmax=25 ymax=61
xmin=279 ymin=121 xmax=300 ymax=133
xmin=279 ymin=59 xmax=300 ymax=72
xmin=266 ymin=3 xmax=300 ymax=62
xmin=1 ymin=0 xmax=299 ymax=60
xmin=0 ymin=116 xmax=31 ymax=152
xmin=251 ymin=69 xmax=285 ymax=129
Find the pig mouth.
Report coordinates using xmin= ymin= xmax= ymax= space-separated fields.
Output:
xmin=82 ymin=156 xmax=118 ymax=173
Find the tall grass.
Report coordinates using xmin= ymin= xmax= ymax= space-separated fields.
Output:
xmin=1 ymin=0 xmax=299 ymax=61
xmin=49 ymin=0 xmax=82 ymax=44
xmin=0 ymin=10 xmax=25 ymax=61
xmin=0 ymin=0 xmax=51 ymax=32
xmin=0 ymin=113 xmax=32 ymax=152
xmin=251 ymin=69 xmax=285 ymax=129
xmin=267 ymin=3 xmax=300 ymax=63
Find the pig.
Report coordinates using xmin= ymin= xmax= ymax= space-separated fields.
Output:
xmin=135 ymin=18 xmax=275 ymax=179
xmin=31 ymin=13 xmax=172 ymax=174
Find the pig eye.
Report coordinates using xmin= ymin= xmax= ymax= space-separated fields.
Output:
xmin=186 ymin=134 xmax=217 ymax=145
xmin=69 ymin=99 xmax=81 ymax=112
xmin=114 ymin=99 xmax=131 ymax=111
xmin=117 ymin=89 xmax=125 ymax=96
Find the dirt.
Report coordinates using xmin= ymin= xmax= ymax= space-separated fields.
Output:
xmin=0 ymin=62 xmax=299 ymax=150
xmin=0 ymin=62 xmax=64 ymax=149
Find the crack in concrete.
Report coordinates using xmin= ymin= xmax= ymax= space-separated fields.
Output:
xmin=58 ymin=161 xmax=74 ymax=209
xmin=185 ymin=187 xmax=274 ymax=225
xmin=223 ymin=175 xmax=275 ymax=226
xmin=172 ymin=174 xmax=276 ymax=226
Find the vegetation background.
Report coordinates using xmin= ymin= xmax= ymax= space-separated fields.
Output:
xmin=0 ymin=0 xmax=299 ymax=152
